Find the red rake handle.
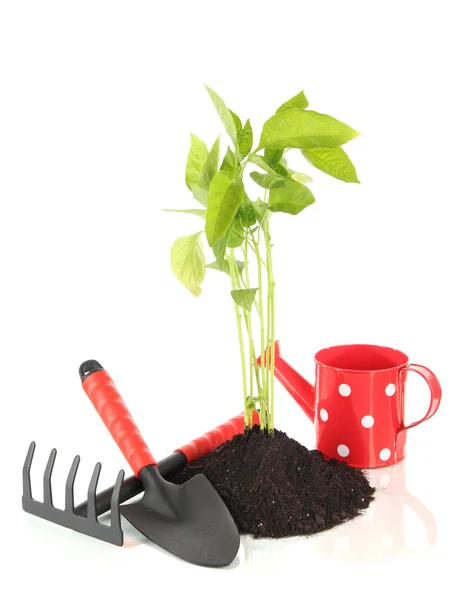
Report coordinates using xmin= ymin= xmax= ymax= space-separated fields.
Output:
xmin=176 ymin=411 xmax=260 ymax=463
xmin=82 ymin=368 xmax=156 ymax=477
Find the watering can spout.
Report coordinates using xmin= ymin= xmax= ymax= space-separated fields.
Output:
xmin=269 ymin=341 xmax=316 ymax=422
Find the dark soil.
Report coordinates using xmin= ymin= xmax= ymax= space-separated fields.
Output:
xmin=172 ymin=426 xmax=375 ymax=538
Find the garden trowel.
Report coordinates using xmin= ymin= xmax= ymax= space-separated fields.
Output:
xmin=80 ymin=359 xmax=240 ymax=567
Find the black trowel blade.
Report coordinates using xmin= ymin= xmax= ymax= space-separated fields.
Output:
xmin=120 ymin=467 xmax=239 ymax=567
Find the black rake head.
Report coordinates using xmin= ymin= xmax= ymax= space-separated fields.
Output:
xmin=22 ymin=442 xmax=125 ymax=546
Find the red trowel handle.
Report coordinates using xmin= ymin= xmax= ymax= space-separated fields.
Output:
xmin=80 ymin=360 xmax=156 ymax=477
xmin=74 ymin=409 xmax=259 ymax=518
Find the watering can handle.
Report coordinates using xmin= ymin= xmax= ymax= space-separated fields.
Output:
xmin=396 ymin=364 xmax=441 ymax=452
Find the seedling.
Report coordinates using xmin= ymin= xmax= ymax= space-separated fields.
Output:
xmin=166 ymin=86 xmax=360 ymax=433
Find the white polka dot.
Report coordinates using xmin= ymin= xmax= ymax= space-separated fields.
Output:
xmin=380 ymin=448 xmax=391 ymax=461
xmin=338 ymin=384 xmax=351 ymax=397
xmin=361 ymin=415 xmax=375 ymax=428
xmin=385 ymin=383 xmax=396 ymax=396
xmin=320 ymin=408 xmax=329 ymax=422
xmin=337 ymin=444 xmax=350 ymax=457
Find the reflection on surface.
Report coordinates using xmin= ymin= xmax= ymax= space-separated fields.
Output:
xmin=241 ymin=459 xmax=438 ymax=566
xmin=314 ymin=460 xmax=438 ymax=562
xmin=242 ymin=535 xmax=276 ymax=571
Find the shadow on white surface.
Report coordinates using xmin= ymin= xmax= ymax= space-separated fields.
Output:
xmin=240 ymin=459 xmax=437 ymax=567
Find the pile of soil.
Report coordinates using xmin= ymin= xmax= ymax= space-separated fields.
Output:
xmin=172 ymin=426 xmax=375 ymax=538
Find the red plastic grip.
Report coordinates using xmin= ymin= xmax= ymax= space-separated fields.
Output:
xmin=176 ymin=411 xmax=260 ymax=463
xmin=82 ymin=370 xmax=156 ymax=477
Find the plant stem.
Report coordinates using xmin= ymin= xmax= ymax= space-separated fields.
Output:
xmin=233 ymin=259 xmax=260 ymax=405
xmin=242 ymin=311 xmax=262 ymax=391
xmin=265 ymin=232 xmax=271 ymax=429
xmin=243 ymin=231 xmax=257 ymax=429
xmin=263 ymin=217 xmax=276 ymax=434
xmin=229 ymin=248 xmax=249 ymax=428
xmin=247 ymin=240 xmax=267 ymax=268
xmin=250 ymin=228 xmax=267 ymax=430
xmin=244 ymin=233 xmax=253 ymax=400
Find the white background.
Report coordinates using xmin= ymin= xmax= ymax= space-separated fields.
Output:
xmin=1 ymin=1 xmax=461 ymax=597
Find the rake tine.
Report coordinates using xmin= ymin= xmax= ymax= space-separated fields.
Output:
xmin=86 ymin=462 xmax=102 ymax=522
xmin=23 ymin=444 xmax=124 ymax=547
xmin=110 ymin=469 xmax=125 ymax=531
xmin=65 ymin=455 xmax=80 ymax=513
xmin=22 ymin=441 xmax=36 ymax=500
xmin=43 ymin=448 xmax=57 ymax=505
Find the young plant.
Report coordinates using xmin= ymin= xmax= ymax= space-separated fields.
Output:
xmin=167 ymin=86 xmax=360 ymax=433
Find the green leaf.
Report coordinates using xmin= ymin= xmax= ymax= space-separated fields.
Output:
xmin=268 ymin=179 xmax=315 ymax=215
xmin=229 ymin=110 xmax=242 ymax=136
xmin=272 ymin=162 xmax=289 ymax=177
xmin=302 ymin=146 xmax=360 ymax=183
xmin=252 ymin=198 xmax=269 ymax=222
xmin=245 ymin=396 xmax=261 ymax=410
xmin=257 ymin=109 xmax=360 ymax=150
xmin=238 ymin=119 xmax=253 ymax=157
xmin=280 ymin=157 xmax=313 ymax=183
xmin=290 ymin=171 xmax=313 ymax=184
xmin=207 ymin=259 xmax=244 ymax=276
xmin=238 ymin=194 xmax=257 ymax=227
xmin=264 ymin=148 xmax=284 ymax=166
xmin=220 ymin=146 xmax=236 ymax=174
xmin=205 ymin=85 xmax=238 ymax=147
xmin=185 ymin=134 xmax=208 ymax=191
xmin=228 ymin=217 xmax=244 ymax=247
xmin=163 ymin=208 xmax=206 ymax=218
xmin=231 ymin=288 xmax=258 ymax=311
xmin=276 ymin=90 xmax=309 ymax=113
xmin=212 ymin=228 xmax=230 ymax=268
xmin=190 ymin=183 xmax=208 ymax=206
xmin=170 ymin=232 xmax=206 ymax=297
xmin=247 ymin=154 xmax=282 ymax=177
xmin=251 ymin=154 xmax=313 ymax=197
xmin=212 ymin=215 xmax=244 ymax=265
xmin=254 ymin=152 xmax=294 ymax=179
xmin=205 ymin=171 xmax=245 ymax=246
xmin=198 ymin=136 xmax=220 ymax=190
xmin=250 ymin=171 xmax=282 ymax=189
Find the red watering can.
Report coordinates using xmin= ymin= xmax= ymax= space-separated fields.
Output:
xmin=270 ymin=341 xmax=441 ymax=468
